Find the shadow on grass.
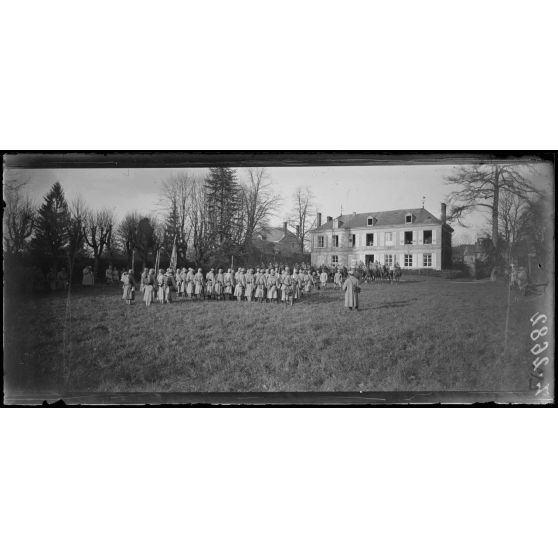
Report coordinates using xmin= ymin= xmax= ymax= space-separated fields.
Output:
xmin=360 ymin=299 xmax=418 ymax=311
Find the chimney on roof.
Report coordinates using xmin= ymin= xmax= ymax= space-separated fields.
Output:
xmin=283 ymin=221 xmax=287 ymax=234
xmin=327 ymin=216 xmax=332 ymax=222
xmin=296 ymin=224 xmax=300 ymax=237
xmin=317 ymin=212 xmax=322 ymax=227
xmin=441 ymin=203 xmax=447 ymax=225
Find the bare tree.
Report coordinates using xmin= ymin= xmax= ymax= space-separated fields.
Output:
xmin=160 ymin=172 xmax=195 ymax=265
xmin=446 ymin=164 xmax=540 ymax=263
xmin=84 ymin=208 xmax=115 ymax=279
xmin=4 ymin=178 xmax=36 ymax=255
xmin=188 ymin=178 xmax=212 ymax=266
xmin=498 ymin=189 xmax=527 ymax=251
xmin=150 ymin=214 xmax=166 ymax=256
xmin=117 ymin=212 xmax=141 ymax=269
xmin=241 ymin=168 xmax=281 ymax=247
xmin=289 ymin=186 xmax=315 ymax=254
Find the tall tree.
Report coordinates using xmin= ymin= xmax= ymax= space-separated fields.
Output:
xmin=445 ymin=164 xmax=539 ymax=265
xmin=66 ymin=197 xmax=87 ymax=283
xmin=160 ymin=172 xmax=194 ymax=265
xmin=135 ymin=216 xmax=156 ymax=266
xmin=189 ymin=178 xmax=212 ymax=266
xmin=116 ymin=212 xmax=141 ymax=268
xmin=517 ymin=195 xmax=552 ymax=268
xmin=498 ymin=189 xmax=526 ymax=255
xmin=204 ymin=167 xmax=243 ymax=253
xmin=289 ymin=186 xmax=315 ymax=254
xmin=32 ymin=182 xmax=70 ymax=270
xmin=4 ymin=178 xmax=36 ymax=255
xmin=240 ymin=168 xmax=281 ymax=249
xmin=84 ymin=208 xmax=115 ymax=279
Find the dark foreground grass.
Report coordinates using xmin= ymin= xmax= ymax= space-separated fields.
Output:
xmin=4 ymin=276 xmax=550 ymax=394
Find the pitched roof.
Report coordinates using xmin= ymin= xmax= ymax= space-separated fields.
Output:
xmin=257 ymin=227 xmax=298 ymax=243
xmin=311 ymin=208 xmax=443 ymax=232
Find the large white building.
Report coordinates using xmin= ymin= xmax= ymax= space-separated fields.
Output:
xmin=309 ymin=203 xmax=453 ymax=270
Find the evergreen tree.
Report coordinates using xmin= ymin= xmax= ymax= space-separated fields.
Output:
xmin=136 ymin=216 xmax=156 ymax=266
xmin=163 ymin=196 xmax=187 ymax=264
xmin=32 ymin=182 xmax=70 ymax=270
xmin=204 ymin=168 xmax=243 ymax=256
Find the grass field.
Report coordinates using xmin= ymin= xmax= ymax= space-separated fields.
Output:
xmin=4 ymin=274 xmax=552 ymax=397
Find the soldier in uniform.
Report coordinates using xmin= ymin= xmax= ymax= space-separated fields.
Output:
xmin=214 ymin=269 xmax=224 ymax=300
xmin=255 ymin=268 xmax=267 ymax=303
xmin=164 ymin=268 xmax=176 ymax=303
xmin=122 ymin=270 xmax=136 ymax=304
xmin=342 ymin=268 xmax=360 ymax=311
xmin=194 ymin=268 xmax=205 ymax=300
xmin=143 ymin=269 xmax=156 ymax=307
xmin=333 ymin=268 xmax=342 ymax=290
xmin=281 ymin=268 xmax=294 ymax=306
xmin=224 ymin=268 xmax=234 ymax=300
xmin=266 ymin=269 xmax=278 ymax=303
xmin=205 ymin=268 xmax=215 ymax=300
xmin=185 ymin=268 xmax=195 ymax=300
xmin=319 ymin=269 xmax=328 ymax=290
xmin=234 ymin=268 xmax=246 ymax=301
xmin=176 ymin=268 xmax=186 ymax=298
xmin=292 ymin=269 xmax=301 ymax=302
xmin=156 ymin=268 xmax=166 ymax=303
xmin=245 ymin=268 xmax=255 ymax=302
xmin=139 ymin=268 xmax=148 ymax=294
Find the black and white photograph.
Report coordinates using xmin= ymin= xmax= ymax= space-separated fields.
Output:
xmin=2 ymin=2 xmax=557 ymax=558
xmin=3 ymin=152 xmax=554 ymax=405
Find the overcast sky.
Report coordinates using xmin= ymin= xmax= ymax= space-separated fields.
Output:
xmin=5 ymin=163 xmax=553 ymax=245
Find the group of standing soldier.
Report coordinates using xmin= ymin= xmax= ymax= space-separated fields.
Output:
xmin=120 ymin=266 xmax=322 ymax=307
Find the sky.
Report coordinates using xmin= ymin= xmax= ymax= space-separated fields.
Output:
xmin=5 ymin=163 xmax=554 ymax=245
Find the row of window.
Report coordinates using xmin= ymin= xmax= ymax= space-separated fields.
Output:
xmin=318 ymin=230 xmax=434 ymax=248
xmin=365 ymin=213 xmax=414 ymax=226
xmin=330 ymin=254 xmax=433 ymax=267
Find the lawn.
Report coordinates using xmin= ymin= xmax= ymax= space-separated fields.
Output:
xmin=3 ymin=274 xmax=552 ymax=400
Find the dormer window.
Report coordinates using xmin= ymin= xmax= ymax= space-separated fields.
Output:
xmin=367 ymin=216 xmax=377 ymax=226
xmin=405 ymin=213 xmax=413 ymax=224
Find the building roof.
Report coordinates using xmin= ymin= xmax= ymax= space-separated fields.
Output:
xmin=311 ymin=208 xmax=443 ymax=232
xmin=256 ymin=226 xmax=298 ymax=243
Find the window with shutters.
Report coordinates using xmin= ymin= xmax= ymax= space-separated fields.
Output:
xmin=384 ymin=254 xmax=393 ymax=266
xmin=423 ymin=230 xmax=432 ymax=244
xmin=349 ymin=234 xmax=356 ymax=247
xmin=318 ymin=236 xmax=324 ymax=248
xmin=404 ymin=231 xmax=413 ymax=244
xmin=404 ymin=254 xmax=413 ymax=267
xmin=385 ymin=232 xmax=393 ymax=244
xmin=423 ymin=253 xmax=432 ymax=267
xmin=366 ymin=233 xmax=374 ymax=246
xmin=333 ymin=235 xmax=339 ymax=247
xmin=331 ymin=255 xmax=338 ymax=265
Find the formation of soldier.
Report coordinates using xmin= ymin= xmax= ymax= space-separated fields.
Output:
xmin=120 ymin=266 xmax=325 ymax=307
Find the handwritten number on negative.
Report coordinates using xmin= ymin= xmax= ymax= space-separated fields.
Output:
xmin=530 ymin=312 xmax=547 ymax=326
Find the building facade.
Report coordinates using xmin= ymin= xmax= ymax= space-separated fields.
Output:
xmin=309 ymin=204 xmax=453 ymax=270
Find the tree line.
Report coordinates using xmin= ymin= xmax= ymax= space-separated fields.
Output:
xmin=3 ymin=168 xmax=317 ymax=279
